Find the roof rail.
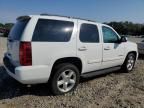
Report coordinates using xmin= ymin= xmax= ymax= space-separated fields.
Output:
xmin=40 ymin=13 xmax=71 ymax=18
xmin=40 ymin=13 xmax=96 ymax=23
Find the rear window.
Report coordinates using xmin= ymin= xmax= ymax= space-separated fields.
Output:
xmin=32 ymin=19 xmax=74 ymax=42
xmin=9 ymin=19 xmax=29 ymax=40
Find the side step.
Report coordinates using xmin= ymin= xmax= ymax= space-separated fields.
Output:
xmin=81 ymin=66 xmax=121 ymax=78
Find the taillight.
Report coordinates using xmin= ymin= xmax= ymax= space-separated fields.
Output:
xmin=19 ymin=42 xmax=32 ymax=66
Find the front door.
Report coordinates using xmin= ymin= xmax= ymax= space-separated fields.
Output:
xmin=102 ymin=26 xmax=125 ymax=68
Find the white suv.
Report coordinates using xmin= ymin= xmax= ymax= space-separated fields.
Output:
xmin=3 ymin=14 xmax=138 ymax=95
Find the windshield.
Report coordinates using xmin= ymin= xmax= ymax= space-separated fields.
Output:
xmin=9 ymin=19 xmax=29 ymax=40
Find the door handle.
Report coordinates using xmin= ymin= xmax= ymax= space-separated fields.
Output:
xmin=78 ymin=46 xmax=87 ymax=51
xmin=104 ymin=47 xmax=111 ymax=50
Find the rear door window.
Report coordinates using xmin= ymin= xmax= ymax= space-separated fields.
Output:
xmin=9 ymin=19 xmax=29 ymax=40
xmin=80 ymin=23 xmax=99 ymax=43
xmin=32 ymin=19 xmax=74 ymax=42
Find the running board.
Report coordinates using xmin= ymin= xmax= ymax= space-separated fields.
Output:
xmin=81 ymin=66 xmax=121 ymax=78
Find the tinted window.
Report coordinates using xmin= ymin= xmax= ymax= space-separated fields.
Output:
xmin=80 ymin=24 xmax=99 ymax=43
xmin=32 ymin=19 xmax=74 ymax=42
xmin=9 ymin=20 xmax=29 ymax=40
xmin=102 ymin=26 xmax=119 ymax=43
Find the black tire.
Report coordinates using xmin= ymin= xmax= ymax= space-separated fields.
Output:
xmin=49 ymin=63 xmax=80 ymax=95
xmin=121 ymin=53 xmax=136 ymax=72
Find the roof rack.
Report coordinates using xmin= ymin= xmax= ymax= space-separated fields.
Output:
xmin=40 ymin=13 xmax=96 ymax=23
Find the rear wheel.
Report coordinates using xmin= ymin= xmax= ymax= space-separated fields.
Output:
xmin=122 ymin=53 xmax=136 ymax=72
xmin=50 ymin=63 xmax=80 ymax=95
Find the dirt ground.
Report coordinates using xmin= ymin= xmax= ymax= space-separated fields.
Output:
xmin=0 ymin=37 xmax=144 ymax=108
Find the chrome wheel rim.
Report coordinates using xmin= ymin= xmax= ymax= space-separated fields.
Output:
xmin=127 ymin=55 xmax=135 ymax=71
xmin=57 ymin=69 xmax=76 ymax=93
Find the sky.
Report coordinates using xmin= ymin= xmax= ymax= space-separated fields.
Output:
xmin=0 ymin=0 xmax=144 ymax=24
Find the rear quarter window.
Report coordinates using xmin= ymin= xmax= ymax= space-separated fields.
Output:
xmin=9 ymin=19 xmax=29 ymax=40
xmin=32 ymin=19 xmax=74 ymax=42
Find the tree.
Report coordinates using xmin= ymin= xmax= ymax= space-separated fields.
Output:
xmin=0 ymin=23 xmax=4 ymax=28
xmin=4 ymin=23 xmax=14 ymax=29
xmin=141 ymin=26 xmax=144 ymax=35
xmin=106 ymin=21 xmax=144 ymax=36
xmin=2 ymin=23 xmax=14 ymax=37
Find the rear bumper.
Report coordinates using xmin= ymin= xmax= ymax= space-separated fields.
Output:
xmin=3 ymin=56 xmax=51 ymax=84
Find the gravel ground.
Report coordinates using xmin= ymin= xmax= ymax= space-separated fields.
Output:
xmin=0 ymin=37 xmax=144 ymax=108
xmin=128 ymin=37 xmax=143 ymax=43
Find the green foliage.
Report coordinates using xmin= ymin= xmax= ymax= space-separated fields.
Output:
xmin=4 ymin=23 xmax=14 ymax=29
xmin=105 ymin=21 xmax=144 ymax=36
xmin=0 ymin=22 xmax=14 ymax=37
xmin=0 ymin=23 xmax=4 ymax=27
xmin=141 ymin=26 xmax=144 ymax=35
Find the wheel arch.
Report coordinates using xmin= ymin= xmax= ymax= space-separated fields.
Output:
xmin=123 ymin=51 xmax=137 ymax=65
xmin=51 ymin=57 xmax=83 ymax=75
xmin=127 ymin=51 xmax=137 ymax=60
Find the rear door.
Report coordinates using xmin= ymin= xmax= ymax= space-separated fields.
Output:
xmin=77 ymin=20 xmax=103 ymax=73
xmin=7 ymin=18 xmax=30 ymax=66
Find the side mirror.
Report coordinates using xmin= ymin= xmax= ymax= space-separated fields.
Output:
xmin=120 ymin=36 xmax=127 ymax=43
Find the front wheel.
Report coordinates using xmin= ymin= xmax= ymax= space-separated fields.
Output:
xmin=50 ymin=63 xmax=80 ymax=95
xmin=122 ymin=53 xmax=136 ymax=72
